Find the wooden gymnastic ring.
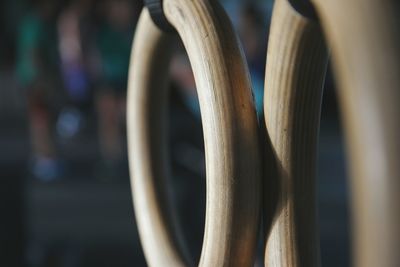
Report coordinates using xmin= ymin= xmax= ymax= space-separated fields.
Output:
xmin=263 ymin=0 xmax=400 ymax=266
xmin=263 ymin=0 xmax=328 ymax=266
xmin=127 ymin=1 xmax=261 ymax=266
xmin=312 ymin=1 xmax=400 ymax=266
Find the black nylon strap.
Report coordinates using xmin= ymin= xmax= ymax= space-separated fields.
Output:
xmin=288 ymin=0 xmax=318 ymax=20
xmin=144 ymin=0 xmax=175 ymax=32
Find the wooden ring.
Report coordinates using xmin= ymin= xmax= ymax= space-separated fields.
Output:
xmin=263 ymin=0 xmax=400 ymax=266
xmin=263 ymin=0 xmax=328 ymax=266
xmin=313 ymin=1 xmax=400 ymax=266
xmin=127 ymin=1 xmax=261 ymax=266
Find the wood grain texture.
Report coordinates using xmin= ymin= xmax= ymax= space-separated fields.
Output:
xmin=128 ymin=10 xmax=187 ymax=267
xmin=128 ymin=1 xmax=261 ymax=266
xmin=263 ymin=0 xmax=328 ymax=266
xmin=311 ymin=0 xmax=400 ymax=266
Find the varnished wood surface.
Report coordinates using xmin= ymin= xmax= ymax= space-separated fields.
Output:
xmin=129 ymin=1 xmax=400 ymax=266
xmin=311 ymin=0 xmax=400 ymax=266
xmin=263 ymin=0 xmax=328 ymax=266
xmin=128 ymin=10 xmax=187 ymax=267
xmin=127 ymin=1 xmax=261 ymax=266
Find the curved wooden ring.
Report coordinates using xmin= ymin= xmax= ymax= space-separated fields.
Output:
xmin=263 ymin=0 xmax=328 ymax=266
xmin=313 ymin=1 xmax=400 ymax=266
xmin=127 ymin=1 xmax=261 ymax=266
xmin=264 ymin=0 xmax=400 ymax=266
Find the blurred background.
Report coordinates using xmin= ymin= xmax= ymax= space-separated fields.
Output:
xmin=0 ymin=0 xmax=350 ymax=266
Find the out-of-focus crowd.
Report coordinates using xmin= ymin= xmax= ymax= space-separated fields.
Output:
xmin=0 ymin=0 xmax=269 ymax=182
xmin=2 ymin=0 xmax=143 ymax=181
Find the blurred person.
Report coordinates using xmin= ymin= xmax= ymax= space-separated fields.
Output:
xmin=238 ymin=3 xmax=268 ymax=115
xmin=57 ymin=0 xmax=94 ymax=139
xmin=15 ymin=0 xmax=62 ymax=181
xmin=94 ymin=0 xmax=136 ymax=178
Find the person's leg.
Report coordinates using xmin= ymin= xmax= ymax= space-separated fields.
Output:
xmin=28 ymin=89 xmax=54 ymax=158
xmin=96 ymin=90 xmax=122 ymax=164
xmin=28 ymin=87 xmax=61 ymax=181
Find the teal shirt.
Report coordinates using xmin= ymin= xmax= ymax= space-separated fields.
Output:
xmin=15 ymin=13 xmax=58 ymax=87
xmin=97 ymin=24 xmax=133 ymax=87
xmin=15 ymin=14 xmax=43 ymax=86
